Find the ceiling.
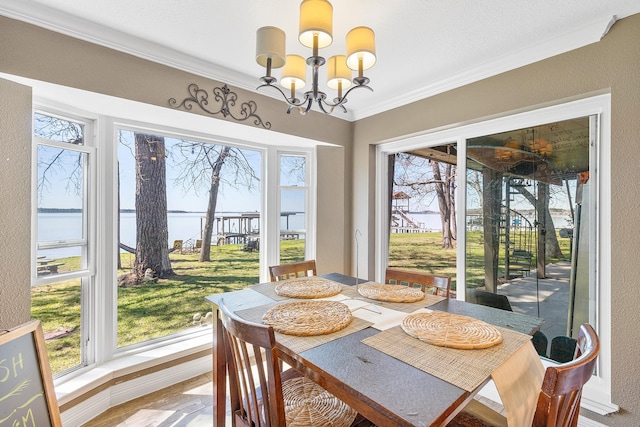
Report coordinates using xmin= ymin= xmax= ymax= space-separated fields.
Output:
xmin=1 ymin=0 xmax=639 ymax=121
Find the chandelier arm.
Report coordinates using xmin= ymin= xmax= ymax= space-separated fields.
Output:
xmin=258 ymin=82 xmax=308 ymax=110
xmin=340 ymin=83 xmax=374 ymax=100
xmin=257 ymin=82 xmax=293 ymax=104
xmin=302 ymin=96 xmax=314 ymax=115
xmin=317 ymin=100 xmax=333 ymax=115
xmin=318 ymin=83 xmax=373 ymax=111
xmin=290 ymin=98 xmax=313 ymax=115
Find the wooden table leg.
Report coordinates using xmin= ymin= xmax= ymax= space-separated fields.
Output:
xmin=213 ymin=308 xmax=227 ymax=426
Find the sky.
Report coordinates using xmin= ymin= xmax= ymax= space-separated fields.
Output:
xmin=37 ymin=131 xmax=263 ymax=213
xmin=37 ymin=123 xmax=576 ymax=218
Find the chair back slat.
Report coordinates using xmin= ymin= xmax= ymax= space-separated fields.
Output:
xmin=269 ymin=260 xmax=317 ymax=282
xmin=533 ymin=323 xmax=600 ymax=427
xmin=219 ymin=299 xmax=286 ymax=427
xmin=385 ymin=267 xmax=451 ymax=297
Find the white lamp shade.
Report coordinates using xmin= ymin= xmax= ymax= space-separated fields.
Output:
xmin=326 ymin=55 xmax=352 ymax=90
xmin=346 ymin=26 xmax=376 ymax=71
xmin=256 ymin=26 xmax=286 ymax=68
xmin=299 ymin=0 xmax=333 ymax=49
xmin=280 ymin=55 xmax=307 ymax=90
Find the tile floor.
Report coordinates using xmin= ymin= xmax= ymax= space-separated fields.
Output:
xmin=84 ymin=372 xmax=219 ymax=427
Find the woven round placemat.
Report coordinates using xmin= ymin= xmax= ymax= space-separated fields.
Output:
xmin=401 ymin=311 xmax=503 ymax=349
xmin=262 ymin=301 xmax=353 ymax=336
xmin=283 ymin=377 xmax=357 ymax=427
xmin=274 ymin=277 xmax=342 ymax=299
xmin=357 ymin=283 xmax=425 ymax=303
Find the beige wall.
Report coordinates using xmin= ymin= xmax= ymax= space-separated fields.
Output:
xmin=316 ymin=145 xmax=350 ymax=274
xmin=0 ymin=15 xmax=354 ymax=291
xmin=0 ymin=78 xmax=32 ymax=329
xmin=352 ymin=13 xmax=640 ymax=426
xmin=2 ymin=9 xmax=639 ymax=425
xmin=0 ymin=17 xmax=352 ymax=146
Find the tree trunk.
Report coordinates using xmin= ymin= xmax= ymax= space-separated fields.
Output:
xmin=432 ymin=162 xmax=455 ymax=249
xmin=134 ymin=133 xmax=172 ymax=280
xmin=482 ymin=167 xmax=502 ymax=292
xmin=448 ymin=164 xmax=457 ymax=240
xmin=200 ymin=146 xmax=231 ymax=262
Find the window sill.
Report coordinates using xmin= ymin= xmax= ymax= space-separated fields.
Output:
xmin=54 ymin=328 xmax=213 ymax=426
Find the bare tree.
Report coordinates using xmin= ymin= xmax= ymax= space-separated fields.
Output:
xmin=467 ymin=170 xmax=484 ymax=208
xmin=35 ymin=114 xmax=84 ymax=199
xmin=394 ymin=153 xmax=457 ymax=249
xmin=170 ymin=142 xmax=259 ymax=262
xmin=133 ymin=133 xmax=173 ymax=279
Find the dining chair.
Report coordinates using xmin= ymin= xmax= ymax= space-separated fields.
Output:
xmin=532 ymin=330 xmax=549 ymax=358
xmin=385 ymin=267 xmax=451 ymax=297
xmin=448 ymin=323 xmax=600 ymax=427
xmin=269 ymin=259 xmax=317 ymax=282
xmin=218 ymin=298 xmax=359 ymax=427
xmin=467 ymin=289 xmax=513 ymax=311
xmin=549 ymin=335 xmax=578 ymax=363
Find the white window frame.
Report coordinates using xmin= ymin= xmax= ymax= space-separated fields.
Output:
xmin=375 ymin=94 xmax=616 ymax=414
xmin=55 ymin=112 xmax=319 ymax=363
xmin=31 ymin=105 xmax=98 ymax=375
xmin=30 ymin=103 xmax=320 ymax=385
xmin=273 ymin=150 xmax=316 ymax=265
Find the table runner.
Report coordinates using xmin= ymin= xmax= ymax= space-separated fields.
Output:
xmin=361 ymin=324 xmax=532 ymax=392
xmin=492 ymin=341 xmax=545 ymax=426
xmin=235 ymin=301 xmax=372 ymax=354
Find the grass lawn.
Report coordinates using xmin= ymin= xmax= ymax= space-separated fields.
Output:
xmin=31 ymin=233 xmax=568 ymax=374
xmin=31 ymin=239 xmax=305 ymax=374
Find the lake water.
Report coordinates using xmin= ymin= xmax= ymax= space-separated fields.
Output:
xmin=38 ymin=212 xmax=306 ymax=258
xmin=39 ymin=211 xmax=572 ymax=258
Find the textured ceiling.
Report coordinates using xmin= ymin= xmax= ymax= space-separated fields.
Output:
xmin=1 ymin=0 xmax=639 ymax=120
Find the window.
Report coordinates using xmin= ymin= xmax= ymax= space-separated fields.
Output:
xmin=279 ymin=153 xmax=310 ymax=263
xmin=389 ymin=146 xmax=458 ymax=283
xmin=376 ymin=94 xmax=615 ymax=414
xmin=116 ymin=128 xmax=262 ymax=349
xmin=32 ymin=111 xmax=95 ymax=375
xmin=31 ymin=96 xmax=318 ymax=389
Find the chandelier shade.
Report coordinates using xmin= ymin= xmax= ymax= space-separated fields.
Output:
xmin=255 ymin=0 xmax=375 ymax=115
xmin=346 ymin=26 xmax=376 ymax=71
xmin=280 ymin=54 xmax=307 ymax=92
xmin=255 ymin=26 xmax=286 ymax=69
xmin=298 ymin=0 xmax=333 ymax=49
xmin=327 ymin=55 xmax=352 ymax=90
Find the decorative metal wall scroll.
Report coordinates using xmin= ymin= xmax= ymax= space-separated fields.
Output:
xmin=169 ymin=83 xmax=271 ymax=129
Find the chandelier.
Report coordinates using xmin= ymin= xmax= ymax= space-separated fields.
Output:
xmin=255 ymin=0 xmax=376 ymax=115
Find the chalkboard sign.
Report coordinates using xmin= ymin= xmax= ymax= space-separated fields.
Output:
xmin=0 ymin=320 xmax=62 ymax=426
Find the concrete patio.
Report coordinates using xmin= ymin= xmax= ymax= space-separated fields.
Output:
xmin=498 ymin=261 xmax=572 ymax=355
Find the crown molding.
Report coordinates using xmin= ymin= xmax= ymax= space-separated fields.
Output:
xmin=0 ymin=0 xmax=357 ymax=121
xmin=351 ymin=15 xmax=617 ymax=121
xmin=0 ymin=1 xmax=257 ymax=92
xmin=0 ymin=2 xmax=616 ymax=123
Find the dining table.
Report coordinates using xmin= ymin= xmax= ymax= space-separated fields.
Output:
xmin=206 ymin=273 xmax=544 ymax=427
